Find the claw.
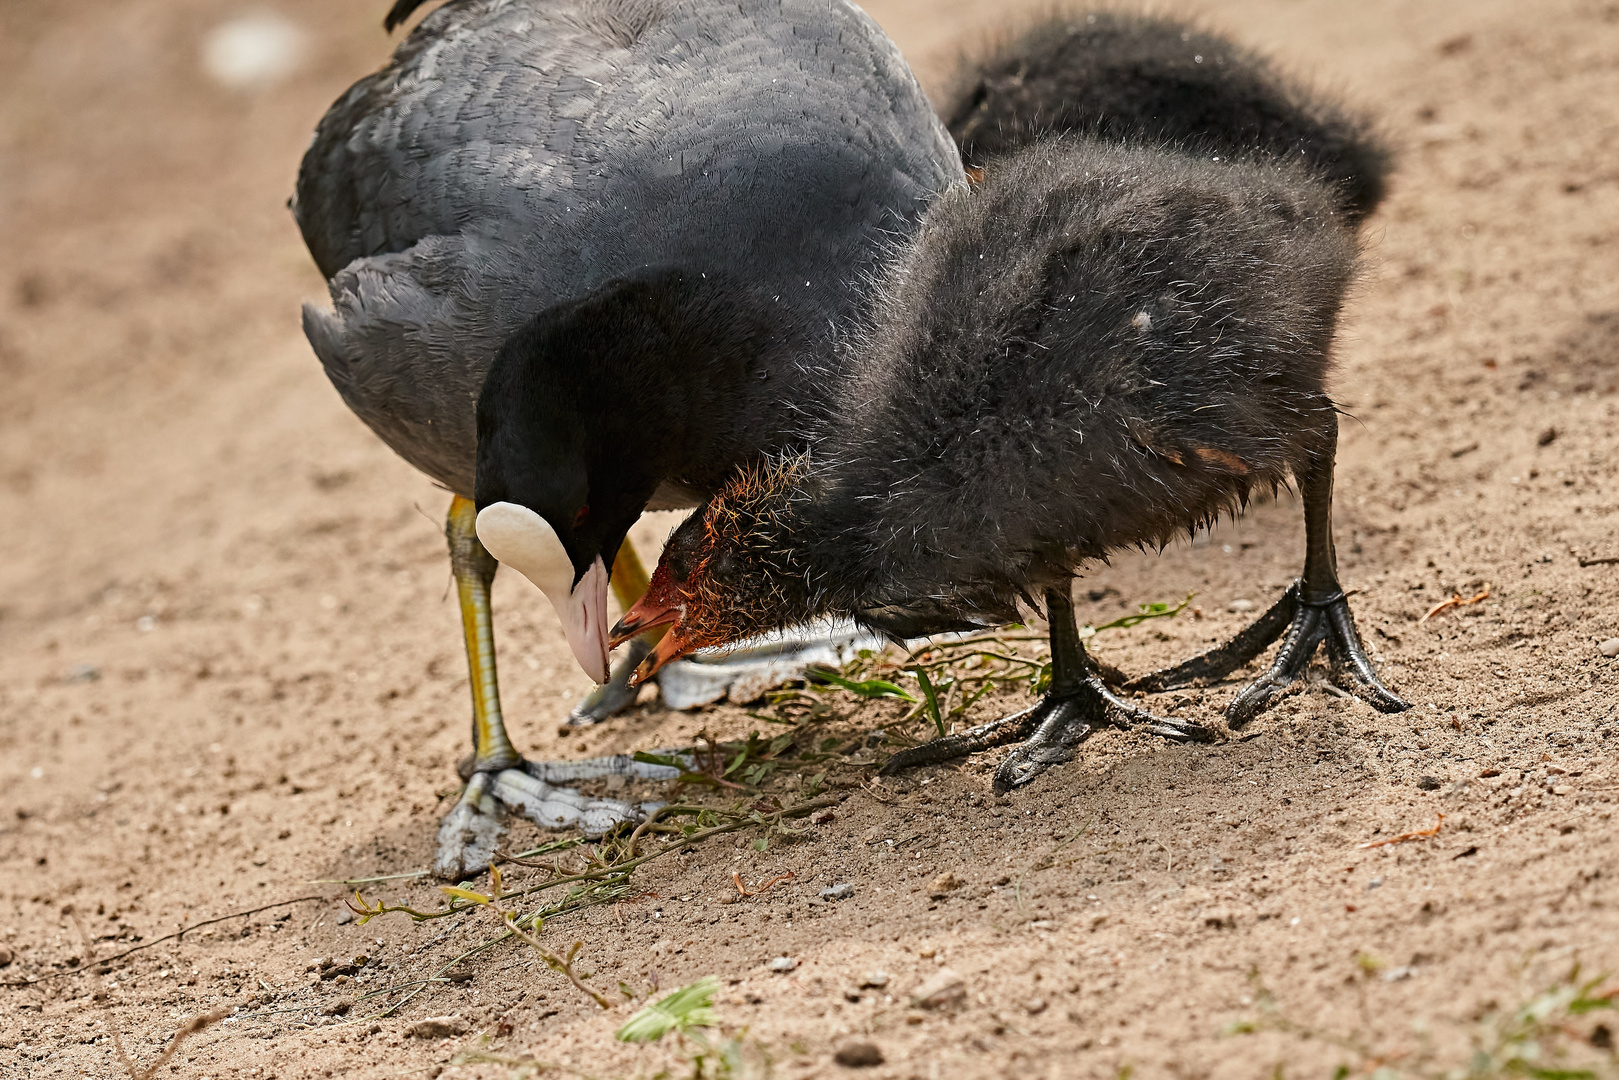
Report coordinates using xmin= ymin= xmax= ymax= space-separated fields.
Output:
xmin=882 ymin=674 xmax=1213 ymax=792
xmin=1130 ymin=581 xmax=1409 ymax=727
xmin=993 ymin=697 xmax=1095 ymax=792
xmin=433 ymin=772 xmax=505 ymax=880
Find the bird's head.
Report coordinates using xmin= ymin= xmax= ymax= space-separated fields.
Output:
xmin=473 ymin=442 xmax=652 ymax=684
xmin=470 ymin=267 xmax=789 ymax=684
xmin=473 ymin=329 xmax=663 ymax=685
xmin=610 ymin=456 xmax=815 ymax=683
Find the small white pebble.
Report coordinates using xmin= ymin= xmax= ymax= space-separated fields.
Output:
xmin=1599 ymin=638 xmax=1619 ymax=658
xmin=1228 ymin=599 xmax=1255 ymax=613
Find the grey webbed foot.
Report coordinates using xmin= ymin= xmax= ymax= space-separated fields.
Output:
xmin=1126 ymin=582 xmax=1410 ymax=728
xmin=432 ymin=753 xmax=683 ymax=880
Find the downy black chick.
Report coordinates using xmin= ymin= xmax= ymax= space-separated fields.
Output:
xmin=616 ymin=31 xmax=1409 ymax=790
xmin=940 ymin=9 xmax=1389 ymax=222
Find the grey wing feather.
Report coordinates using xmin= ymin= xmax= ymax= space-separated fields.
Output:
xmin=295 ymin=0 xmax=961 ymax=495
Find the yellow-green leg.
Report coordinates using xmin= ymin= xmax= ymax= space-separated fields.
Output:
xmin=436 ymin=496 xmax=680 ymax=880
xmin=447 ymin=494 xmax=521 ymax=772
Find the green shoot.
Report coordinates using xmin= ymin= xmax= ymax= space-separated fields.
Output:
xmin=617 ymin=977 xmax=721 ymax=1043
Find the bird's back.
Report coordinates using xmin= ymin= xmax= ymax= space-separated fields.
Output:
xmin=938 ymin=11 xmax=1389 ymax=222
xmin=295 ymin=0 xmax=960 ymax=495
xmin=802 ymin=140 xmax=1357 ymax=632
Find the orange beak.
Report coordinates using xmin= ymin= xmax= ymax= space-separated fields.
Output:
xmin=629 ymin=623 xmax=701 ymax=685
xmin=609 ymin=589 xmax=679 ymax=649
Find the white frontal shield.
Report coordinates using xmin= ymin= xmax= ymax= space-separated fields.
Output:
xmin=475 ymin=501 xmax=610 ymax=684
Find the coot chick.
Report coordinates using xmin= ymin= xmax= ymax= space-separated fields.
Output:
xmin=293 ymin=0 xmax=959 ymax=875
xmin=617 ymin=139 xmax=1408 ymax=792
xmin=940 ymin=10 xmax=1389 ymax=222
xmin=929 ymin=10 xmax=1406 ymax=731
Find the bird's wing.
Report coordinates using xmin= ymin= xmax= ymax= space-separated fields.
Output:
xmin=294 ymin=0 xmax=960 ymax=279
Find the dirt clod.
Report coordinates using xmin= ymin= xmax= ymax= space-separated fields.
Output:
xmin=833 ymin=1042 xmax=885 ymax=1067
xmin=408 ymin=1016 xmax=468 ymax=1039
xmin=911 ymin=968 xmax=966 ymax=1011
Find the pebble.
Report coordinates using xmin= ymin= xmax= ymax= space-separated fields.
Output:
xmin=321 ymin=998 xmax=353 ymax=1016
xmin=1228 ymin=599 xmax=1255 ymax=613
xmin=1024 ymin=997 xmax=1048 ymax=1015
xmin=833 ymin=1042 xmax=885 ymax=1068
xmin=1417 ymin=775 xmax=1441 ymax=791
xmin=857 ymin=971 xmax=890 ymax=989
xmin=768 ymin=956 xmax=799 ymax=973
xmin=1383 ymin=966 xmax=1416 ymax=983
xmin=1600 ymin=638 xmax=1619 ymax=658
xmin=0 ymin=946 xmax=12 ymax=967
xmin=820 ymin=883 xmax=856 ymax=901
xmin=910 ymin=968 xmax=966 ymax=1011
xmin=408 ymin=1016 xmax=468 ymax=1039
xmin=927 ymin=872 xmax=964 ymax=899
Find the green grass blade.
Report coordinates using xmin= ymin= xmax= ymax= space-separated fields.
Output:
xmin=615 ymin=976 xmax=720 ymax=1043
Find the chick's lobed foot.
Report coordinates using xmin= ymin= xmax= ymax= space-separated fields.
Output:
xmin=880 ymin=675 xmax=1213 ymax=793
xmin=1126 ymin=582 xmax=1410 ymax=727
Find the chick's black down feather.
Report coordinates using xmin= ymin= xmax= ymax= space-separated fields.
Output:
xmin=939 ymin=10 xmax=1389 ymax=221
xmin=683 ymin=139 xmax=1358 ymax=643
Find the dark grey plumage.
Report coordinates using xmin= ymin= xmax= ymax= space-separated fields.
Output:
xmin=651 ymin=140 xmax=1357 ymax=644
xmin=294 ymin=0 xmax=961 ymax=499
xmin=938 ymin=10 xmax=1390 ymax=221
xmin=617 ymin=10 xmax=1407 ymax=785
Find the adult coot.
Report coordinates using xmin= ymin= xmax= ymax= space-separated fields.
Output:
xmin=615 ymin=16 xmax=1409 ymax=792
xmin=293 ymin=0 xmax=960 ymax=876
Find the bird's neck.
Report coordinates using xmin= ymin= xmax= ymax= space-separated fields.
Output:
xmin=478 ymin=268 xmax=812 ymax=507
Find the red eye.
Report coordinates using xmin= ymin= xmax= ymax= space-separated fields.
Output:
xmin=572 ymin=505 xmax=590 ymax=529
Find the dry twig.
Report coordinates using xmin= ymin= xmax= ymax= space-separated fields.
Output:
xmin=115 ymin=1008 xmax=231 ymax=1080
xmin=1 ymin=895 xmax=328 ymax=987
xmin=1357 ymin=814 xmax=1445 ymax=850
xmin=732 ymin=871 xmax=794 ymax=897
xmin=1420 ymin=585 xmax=1491 ymax=623
xmin=480 ymin=867 xmax=612 ymax=1009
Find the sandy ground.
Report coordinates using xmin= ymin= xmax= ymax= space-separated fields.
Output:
xmin=4 ymin=0 xmax=1619 ymax=1077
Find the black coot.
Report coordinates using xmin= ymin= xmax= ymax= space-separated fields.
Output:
xmin=293 ymin=0 xmax=960 ymax=875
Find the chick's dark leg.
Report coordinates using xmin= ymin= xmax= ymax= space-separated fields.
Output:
xmin=1126 ymin=420 xmax=1410 ymax=726
xmin=882 ymin=587 xmax=1213 ymax=793
xmin=434 ymin=497 xmax=677 ymax=881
